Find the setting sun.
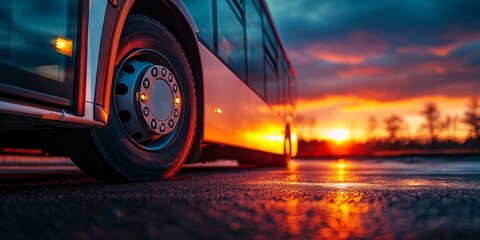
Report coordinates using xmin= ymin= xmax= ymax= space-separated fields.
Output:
xmin=327 ymin=129 xmax=350 ymax=144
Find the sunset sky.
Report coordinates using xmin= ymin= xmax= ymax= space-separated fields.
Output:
xmin=266 ymin=0 xmax=480 ymax=141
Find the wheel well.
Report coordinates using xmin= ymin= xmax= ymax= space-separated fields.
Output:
xmin=129 ymin=0 xmax=204 ymax=140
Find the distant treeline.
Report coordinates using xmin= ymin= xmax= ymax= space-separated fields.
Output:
xmin=297 ymin=138 xmax=480 ymax=158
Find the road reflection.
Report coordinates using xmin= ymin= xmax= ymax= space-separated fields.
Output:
xmin=321 ymin=160 xmax=369 ymax=238
xmin=262 ymin=159 xmax=390 ymax=238
xmin=320 ymin=192 xmax=371 ymax=239
xmin=3 ymin=156 xmax=480 ymax=238
xmin=262 ymin=158 xmax=480 ymax=238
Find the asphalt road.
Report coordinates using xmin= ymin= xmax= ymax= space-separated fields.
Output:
xmin=1 ymin=156 xmax=480 ymax=239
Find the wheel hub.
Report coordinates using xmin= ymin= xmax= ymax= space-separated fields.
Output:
xmin=137 ymin=65 xmax=181 ymax=135
xmin=114 ymin=56 xmax=182 ymax=147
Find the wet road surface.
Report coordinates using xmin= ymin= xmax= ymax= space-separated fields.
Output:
xmin=1 ymin=156 xmax=480 ymax=239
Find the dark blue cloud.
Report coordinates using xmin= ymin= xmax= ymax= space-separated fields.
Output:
xmin=268 ymin=0 xmax=480 ymax=47
xmin=266 ymin=0 xmax=480 ymax=102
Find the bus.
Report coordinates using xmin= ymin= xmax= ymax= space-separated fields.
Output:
xmin=0 ymin=0 xmax=297 ymax=182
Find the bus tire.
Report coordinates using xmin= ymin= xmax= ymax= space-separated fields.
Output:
xmin=70 ymin=15 xmax=197 ymax=182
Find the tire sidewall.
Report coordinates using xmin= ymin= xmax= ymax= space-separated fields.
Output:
xmin=93 ymin=16 xmax=196 ymax=180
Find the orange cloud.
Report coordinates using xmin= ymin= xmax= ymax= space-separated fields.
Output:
xmin=314 ymin=53 xmax=365 ymax=64
xmin=397 ymin=30 xmax=480 ymax=58
xmin=397 ymin=43 xmax=461 ymax=57
xmin=429 ymin=43 xmax=460 ymax=57
xmin=305 ymin=31 xmax=388 ymax=65
xmin=435 ymin=67 xmax=446 ymax=74
xmin=398 ymin=32 xmax=480 ymax=57
xmin=431 ymin=30 xmax=480 ymax=57
xmin=414 ymin=60 xmax=475 ymax=76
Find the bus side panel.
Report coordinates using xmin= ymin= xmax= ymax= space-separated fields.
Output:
xmin=248 ymin=89 xmax=285 ymax=155
xmin=200 ymin=45 xmax=284 ymax=155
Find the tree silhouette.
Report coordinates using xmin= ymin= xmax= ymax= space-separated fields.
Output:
xmin=449 ymin=114 xmax=460 ymax=142
xmin=463 ymin=96 xmax=480 ymax=139
xmin=441 ymin=114 xmax=453 ymax=141
xmin=367 ymin=115 xmax=378 ymax=140
xmin=420 ymin=102 xmax=441 ymax=143
xmin=383 ymin=114 xmax=406 ymax=143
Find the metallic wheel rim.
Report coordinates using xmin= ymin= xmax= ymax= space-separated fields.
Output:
xmin=113 ymin=49 xmax=183 ymax=150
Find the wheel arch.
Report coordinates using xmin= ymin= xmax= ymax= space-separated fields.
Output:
xmin=94 ymin=0 xmax=205 ymax=142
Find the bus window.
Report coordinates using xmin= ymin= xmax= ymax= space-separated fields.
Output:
xmin=182 ymin=0 xmax=215 ymax=49
xmin=246 ymin=0 xmax=265 ymax=98
xmin=265 ymin=57 xmax=278 ymax=107
xmin=263 ymin=14 xmax=277 ymax=63
xmin=279 ymin=64 xmax=287 ymax=117
xmin=0 ymin=0 xmax=78 ymax=100
xmin=217 ymin=0 xmax=246 ymax=80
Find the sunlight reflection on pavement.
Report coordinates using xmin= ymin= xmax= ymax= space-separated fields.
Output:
xmin=245 ymin=158 xmax=480 ymax=239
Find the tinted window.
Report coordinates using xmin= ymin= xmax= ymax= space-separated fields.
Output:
xmin=263 ymin=14 xmax=277 ymax=62
xmin=278 ymin=65 xmax=287 ymax=116
xmin=0 ymin=0 xmax=78 ymax=100
xmin=266 ymin=60 xmax=278 ymax=106
xmin=246 ymin=0 xmax=264 ymax=98
xmin=217 ymin=0 xmax=246 ymax=80
xmin=0 ymin=0 xmax=78 ymax=83
xmin=182 ymin=0 xmax=214 ymax=48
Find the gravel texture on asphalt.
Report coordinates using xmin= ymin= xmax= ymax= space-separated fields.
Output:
xmin=1 ymin=157 xmax=480 ymax=239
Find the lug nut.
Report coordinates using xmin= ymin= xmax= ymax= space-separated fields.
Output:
xmin=174 ymin=109 xmax=178 ymax=118
xmin=168 ymin=74 xmax=173 ymax=82
xmin=151 ymin=67 xmax=157 ymax=77
xmin=168 ymin=120 xmax=174 ymax=128
xmin=151 ymin=120 xmax=157 ymax=129
xmin=140 ymin=93 xmax=147 ymax=103
xmin=160 ymin=124 xmax=166 ymax=132
xmin=143 ymin=107 xmax=149 ymax=116
xmin=173 ymin=84 xmax=177 ymax=93
xmin=143 ymin=79 xmax=150 ymax=89
xmin=162 ymin=68 xmax=166 ymax=76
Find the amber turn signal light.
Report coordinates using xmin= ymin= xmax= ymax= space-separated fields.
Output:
xmin=55 ymin=37 xmax=73 ymax=57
